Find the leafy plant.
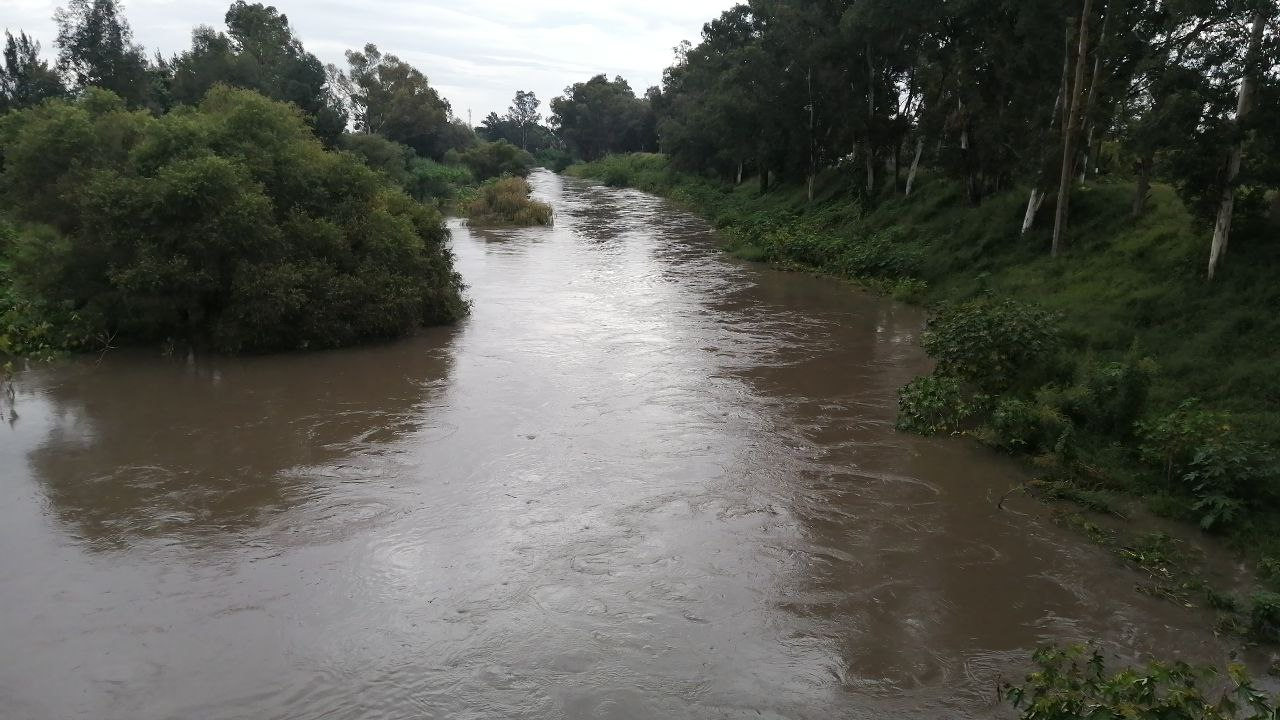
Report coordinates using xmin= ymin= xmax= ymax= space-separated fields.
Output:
xmin=1001 ymin=645 xmax=1277 ymax=720
xmin=896 ymin=374 xmax=977 ymax=435
xmin=922 ymin=299 xmax=1066 ymax=393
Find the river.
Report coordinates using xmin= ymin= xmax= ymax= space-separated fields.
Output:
xmin=0 ymin=170 xmax=1241 ymax=719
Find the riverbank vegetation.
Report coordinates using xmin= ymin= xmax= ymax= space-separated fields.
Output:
xmin=560 ymin=0 xmax=1280 ymax=595
xmin=567 ymin=150 xmax=1280 ymax=635
xmin=1002 ymin=645 xmax=1279 ymax=720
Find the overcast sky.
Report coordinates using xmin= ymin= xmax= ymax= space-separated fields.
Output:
xmin=4 ymin=0 xmax=735 ymax=121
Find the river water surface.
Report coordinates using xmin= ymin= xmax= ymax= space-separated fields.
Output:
xmin=0 ymin=170 xmax=1241 ymax=719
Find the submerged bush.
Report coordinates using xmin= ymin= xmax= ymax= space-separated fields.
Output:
xmin=406 ymin=157 xmax=472 ymax=201
xmin=465 ymin=177 xmax=552 ymax=227
xmin=896 ymin=374 xmax=977 ymax=435
xmin=451 ymin=140 xmax=534 ymax=181
xmin=0 ymin=86 xmax=466 ymax=353
xmin=1002 ymin=645 xmax=1277 ymax=720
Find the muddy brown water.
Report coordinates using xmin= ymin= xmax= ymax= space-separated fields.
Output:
xmin=0 ymin=170 xmax=1248 ymax=719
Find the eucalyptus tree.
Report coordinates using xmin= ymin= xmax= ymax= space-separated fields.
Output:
xmin=338 ymin=44 xmax=456 ymax=159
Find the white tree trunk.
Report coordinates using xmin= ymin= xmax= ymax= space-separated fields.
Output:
xmin=905 ymin=138 xmax=924 ymax=196
xmin=1052 ymin=0 xmax=1094 ymax=258
xmin=1208 ymin=7 xmax=1267 ymax=280
xmin=1022 ymin=188 xmax=1046 ymax=235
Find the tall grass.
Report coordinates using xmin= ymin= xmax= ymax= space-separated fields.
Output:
xmin=464 ymin=177 xmax=553 ymax=227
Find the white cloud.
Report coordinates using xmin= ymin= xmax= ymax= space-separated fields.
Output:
xmin=2 ymin=0 xmax=735 ymax=121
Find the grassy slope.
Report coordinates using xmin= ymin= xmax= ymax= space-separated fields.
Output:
xmin=565 ymin=153 xmax=1280 ymax=545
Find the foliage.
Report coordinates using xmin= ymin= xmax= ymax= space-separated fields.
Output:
xmin=465 ymin=177 xmax=552 ymax=227
xmin=452 ymin=140 xmax=534 ymax=182
xmin=1001 ymin=645 xmax=1277 ymax=720
xmin=53 ymin=0 xmax=153 ymax=108
xmin=551 ymin=74 xmax=656 ymax=161
xmin=1139 ymin=401 xmax=1278 ymax=531
xmin=169 ymin=2 xmax=347 ymax=144
xmin=406 ymin=157 xmax=471 ymax=202
xmin=337 ymin=43 xmax=465 ymax=159
xmin=478 ymin=90 xmax=556 ymax=152
xmin=0 ymin=87 xmax=466 ymax=353
xmin=895 ymin=374 xmax=975 ymax=436
xmin=0 ymin=32 xmax=66 ymax=114
xmin=921 ymin=300 xmax=1065 ymax=394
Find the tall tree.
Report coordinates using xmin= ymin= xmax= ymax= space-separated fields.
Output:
xmin=53 ymin=0 xmax=151 ymax=107
xmin=338 ymin=44 xmax=456 ymax=159
xmin=0 ymin=31 xmax=66 ymax=113
xmin=551 ymin=74 xmax=655 ymax=161
xmin=170 ymin=2 xmax=347 ymax=144
xmin=1207 ymin=3 xmax=1272 ymax=280
xmin=507 ymin=90 xmax=540 ymax=150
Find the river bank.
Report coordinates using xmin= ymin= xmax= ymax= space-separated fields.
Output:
xmin=565 ymin=154 xmax=1280 ymax=638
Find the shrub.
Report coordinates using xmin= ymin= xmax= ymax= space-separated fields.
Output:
xmin=465 ymin=177 xmax=552 ymax=227
xmin=1063 ymin=348 xmax=1158 ymax=437
xmin=1248 ymin=591 xmax=1280 ymax=643
xmin=988 ymin=396 xmax=1072 ymax=455
xmin=922 ymin=299 xmax=1066 ymax=393
xmin=405 ymin=157 xmax=472 ymax=201
xmin=896 ymin=374 xmax=977 ymax=435
xmin=1001 ymin=645 xmax=1277 ymax=720
xmin=453 ymin=140 xmax=534 ymax=181
xmin=0 ymin=87 xmax=466 ymax=354
xmin=1140 ymin=400 xmax=1278 ymax=530
xmin=834 ymin=226 xmax=923 ymax=279
xmin=535 ymin=147 xmax=575 ymax=173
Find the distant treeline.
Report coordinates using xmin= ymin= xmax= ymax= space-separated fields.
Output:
xmin=643 ymin=0 xmax=1279 ymax=279
xmin=0 ymin=0 xmax=667 ymax=355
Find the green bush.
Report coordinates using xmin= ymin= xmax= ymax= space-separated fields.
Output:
xmin=922 ymin=299 xmax=1066 ymax=393
xmin=896 ymin=374 xmax=977 ymax=435
xmin=1140 ymin=400 xmax=1278 ymax=530
xmin=534 ymin=147 xmax=575 ymax=173
xmin=0 ymin=86 xmax=466 ymax=354
xmin=465 ymin=177 xmax=552 ymax=227
xmin=406 ymin=157 xmax=472 ymax=201
xmin=834 ymin=226 xmax=923 ymax=279
xmin=988 ymin=396 xmax=1072 ymax=456
xmin=452 ymin=140 xmax=534 ymax=181
xmin=1248 ymin=591 xmax=1280 ymax=643
xmin=1064 ymin=348 xmax=1157 ymax=437
xmin=1001 ymin=645 xmax=1276 ymax=720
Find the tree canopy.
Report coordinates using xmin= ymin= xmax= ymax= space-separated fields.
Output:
xmin=0 ymin=86 xmax=465 ymax=352
xmin=551 ymin=74 xmax=657 ymax=161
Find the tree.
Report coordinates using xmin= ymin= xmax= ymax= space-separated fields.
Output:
xmin=1207 ymin=4 xmax=1272 ymax=280
xmin=507 ymin=90 xmax=540 ymax=150
xmin=0 ymin=31 xmax=66 ymax=113
xmin=53 ymin=0 xmax=151 ymax=107
xmin=170 ymin=2 xmax=347 ymax=145
xmin=338 ymin=44 xmax=458 ymax=159
xmin=551 ymin=74 xmax=655 ymax=161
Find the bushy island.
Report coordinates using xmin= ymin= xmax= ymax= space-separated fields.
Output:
xmin=0 ymin=0 xmax=567 ymax=362
xmin=1 ymin=87 xmax=466 ymax=355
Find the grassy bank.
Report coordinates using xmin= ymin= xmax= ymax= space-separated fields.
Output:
xmin=566 ymin=153 xmax=1280 ymax=633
